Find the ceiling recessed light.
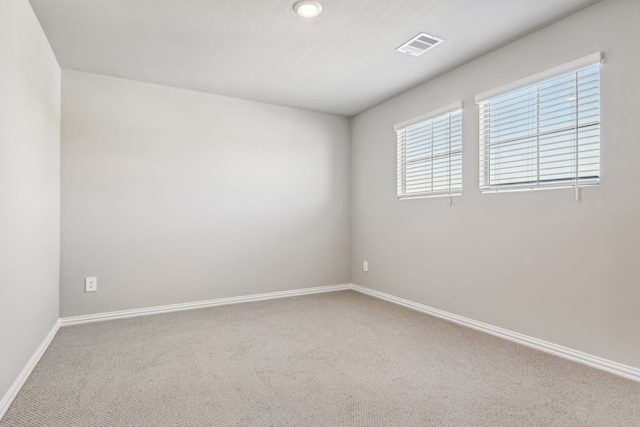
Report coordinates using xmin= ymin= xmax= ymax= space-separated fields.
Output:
xmin=294 ymin=1 xmax=322 ymax=18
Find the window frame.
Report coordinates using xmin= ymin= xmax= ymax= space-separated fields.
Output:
xmin=394 ymin=102 xmax=463 ymax=201
xmin=475 ymin=53 xmax=602 ymax=194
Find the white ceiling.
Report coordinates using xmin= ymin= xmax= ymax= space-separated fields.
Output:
xmin=29 ymin=0 xmax=601 ymax=116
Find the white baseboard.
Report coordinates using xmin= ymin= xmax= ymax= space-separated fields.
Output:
xmin=351 ymin=283 xmax=640 ymax=382
xmin=0 ymin=319 xmax=60 ymax=420
xmin=60 ymin=284 xmax=351 ymax=326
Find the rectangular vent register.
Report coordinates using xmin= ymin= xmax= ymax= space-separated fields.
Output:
xmin=397 ymin=33 xmax=444 ymax=56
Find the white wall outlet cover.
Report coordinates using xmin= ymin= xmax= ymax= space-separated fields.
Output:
xmin=363 ymin=261 xmax=369 ymax=272
xmin=85 ymin=277 xmax=97 ymax=292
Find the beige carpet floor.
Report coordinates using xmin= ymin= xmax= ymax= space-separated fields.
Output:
xmin=2 ymin=290 xmax=639 ymax=426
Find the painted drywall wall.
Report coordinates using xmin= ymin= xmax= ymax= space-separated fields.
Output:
xmin=351 ymin=0 xmax=640 ymax=369
xmin=60 ymin=71 xmax=350 ymax=317
xmin=0 ymin=0 xmax=61 ymax=404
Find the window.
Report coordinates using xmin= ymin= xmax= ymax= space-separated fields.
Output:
xmin=476 ymin=53 xmax=601 ymax=193
xmin=395 ymin=102 xmax=462 ymax=200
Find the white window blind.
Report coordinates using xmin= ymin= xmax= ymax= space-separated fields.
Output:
xmin=395 ymin=103 xmax=462 ymax=200
xmin=478 ymin=54 xmax=601 ymax=193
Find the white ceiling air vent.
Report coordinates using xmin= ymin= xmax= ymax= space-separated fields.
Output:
xmin=396 ymin=33 xmax=444 ymax=56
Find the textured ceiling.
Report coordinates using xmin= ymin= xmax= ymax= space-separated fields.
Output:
xmin=29 ymin=0 xmax=601 ymax=116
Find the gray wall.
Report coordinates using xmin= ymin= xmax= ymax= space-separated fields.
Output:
xmin=0 ymin=0 xmax=61 ymax=403
xmin=351 ymin=0 xmax=640 ymax=368
xmin=61 ymin=71 xmax=350 ymax=317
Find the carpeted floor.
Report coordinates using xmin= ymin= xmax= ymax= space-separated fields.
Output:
xmin=2 ymin=290 xmax=640 ymax=426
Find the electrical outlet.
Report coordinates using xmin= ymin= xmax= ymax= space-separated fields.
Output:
xmin=85 ymin=277 xmax=97 ymax=292
xmin=363 ymin=261 xmax=369 ymax=272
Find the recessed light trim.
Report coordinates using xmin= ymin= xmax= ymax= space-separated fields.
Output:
xmin=295 ymin=1 xmax=322 ymax=18
xmin=396 ymin=32 xmax=444 ymax=56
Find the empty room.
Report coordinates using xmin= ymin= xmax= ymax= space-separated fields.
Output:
xmin=1 ymin=0 xmax=640 ymax=425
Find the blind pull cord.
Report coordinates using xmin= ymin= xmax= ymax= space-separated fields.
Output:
xmin=574 ymin=72 xmax=580 ymax=203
